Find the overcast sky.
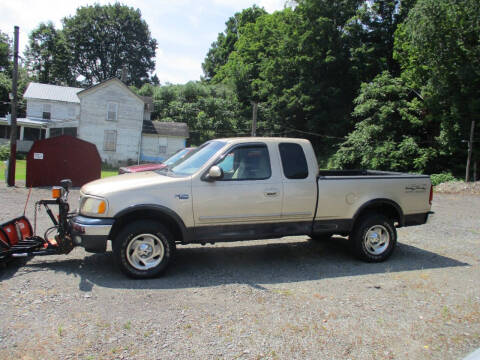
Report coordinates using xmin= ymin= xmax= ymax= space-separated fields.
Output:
xmin=0 ymin=0 xmax=287 ymax=84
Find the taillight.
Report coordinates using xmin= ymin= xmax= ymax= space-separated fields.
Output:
xmin=429 ymin=184 xmax=433 ymax=205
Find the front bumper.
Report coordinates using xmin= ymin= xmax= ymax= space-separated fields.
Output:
xmin=70 ymin=215 xmax=115 ymax=253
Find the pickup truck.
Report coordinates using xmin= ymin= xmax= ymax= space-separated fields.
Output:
xmin=71 ymin=137 xmax=433 ymax=278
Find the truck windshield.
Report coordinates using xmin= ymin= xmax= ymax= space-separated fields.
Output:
xmin=164 ymin=140 xmax=226 ymax=176
xmin=163 ymin=148 xmax=192 ymax=166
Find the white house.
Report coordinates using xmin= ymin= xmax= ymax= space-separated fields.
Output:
xmin=0 ymin=78 xmax=189 ymax=165
xmin=77 ymin=78 xmax=147 ymax=165
xmin=0 ymin=83 xmax=82 ymax=151
xmin=141 ymin=121 xmax=189 ymax=163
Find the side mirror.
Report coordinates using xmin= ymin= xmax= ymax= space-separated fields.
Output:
xmin=206 ymin=166 xmax=223 ymax=181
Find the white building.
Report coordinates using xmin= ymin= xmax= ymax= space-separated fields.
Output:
xmin=0 ymin=83 xmax=82 ymax=152
xmin=0 ymin=78 xmax=189 ymax=165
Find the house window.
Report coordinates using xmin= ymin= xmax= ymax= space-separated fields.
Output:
xmin=159 ymin=145 xmax=167 ymax=154
xmin=107 ymin=102 xmax=118 ymax=121
xmin=43 ymin=104 xmax=51 ymax=120
xmin=103 ymin=130 xmax=117 ymax=151
xmin=50 ymin=127 xmax=77 ymax=138
xmin=24 ymin=127 xmax=45 ymax=141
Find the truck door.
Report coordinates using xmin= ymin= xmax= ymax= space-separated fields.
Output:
xmin=278 ymin=142 xmax=317 ymax=222
xmin=191 ymin=142 xmax=283 ymax=241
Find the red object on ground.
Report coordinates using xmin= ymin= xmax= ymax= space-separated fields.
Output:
xmin=26 ymin=135 xmax=101 ymax=187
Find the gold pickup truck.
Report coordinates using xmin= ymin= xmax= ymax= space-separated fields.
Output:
xmin=71 ymin=137 xmax=433 ymax=278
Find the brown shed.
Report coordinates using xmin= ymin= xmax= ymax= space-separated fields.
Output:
xmin=26 ymin=135 xmax=101 ymax=187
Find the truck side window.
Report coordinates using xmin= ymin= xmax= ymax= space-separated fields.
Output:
xmin=216 ymin=145 xmax=271 ymax=180
xmin=279 ymin=143 xmax=308 ymax=179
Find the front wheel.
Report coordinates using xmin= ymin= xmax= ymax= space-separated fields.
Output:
xmin=351 ymin=214 xmax=396 ymax=262
xmin=113 ymin=220 xmax=176 ymax=278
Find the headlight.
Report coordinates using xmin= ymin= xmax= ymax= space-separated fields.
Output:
xmin=80 ymin=196 xmax=108 ymax=216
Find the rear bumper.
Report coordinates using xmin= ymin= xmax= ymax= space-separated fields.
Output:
xmin=403 ymin=211 xmax=433 ymax=227
xmin=70 ymin=215 xmax=115 ymax=253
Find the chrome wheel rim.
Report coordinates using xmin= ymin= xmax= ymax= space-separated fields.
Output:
xmin=126 ymin=233 xmax=165 ymax=270
xmin=363 ymin=225 xmax=390 ymax=255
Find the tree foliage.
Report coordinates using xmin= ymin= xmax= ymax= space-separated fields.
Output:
xmin=62 ymin=3 xmax=157 ymax=86
xmin=330 ymin=71 xmax=434 ymax=172
xmin=25 ymin=22 xmax=74 ymax=85
xmin=0 ymin=30 xmax=31 ymax=117
xmin=0 ymin=31 xmax=11 ymax=116
xmin=146 ymin=82 xmax=246 ymax=145
xmin=394 ymin=0 xmax=480 ymax=173
xmin=202 ymin=5 xmax=267 ymax=81
xmin=0 ymin=30 xmax=10 ymax=72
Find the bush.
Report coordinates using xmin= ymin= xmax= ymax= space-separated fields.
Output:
xmin=430 ymin=173 xmax=457 ymax=186
xmin=16 ymin=152 xmax=27 ymax=160
xmin=0 ymin=144 xmax=9 ymax=161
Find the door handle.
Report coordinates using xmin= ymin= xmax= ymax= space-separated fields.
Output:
xmin=264 ymin=189 xmax=279 ymax=197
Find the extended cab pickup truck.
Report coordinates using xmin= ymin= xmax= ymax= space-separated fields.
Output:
xmin=71 ymin=137 xmax=433 ymax=278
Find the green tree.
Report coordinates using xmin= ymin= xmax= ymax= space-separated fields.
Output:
xmin=24 ymin=22 xmax=75 ymax=85
xmin=330 ymin=71 xmax=434 ymax=172
xmin=0 ymin=31 xmax=11 ymax=116
xmin=62 ymin=3 xmax=157 ymax=86
xmin=202 ymin=5 xmax=267 ymax=81
xmin=152 ymin=82 xmax=245 ymax=144
xmin=394 ymin=0 xmax=480 ymax=174
xmin=0 ymin=72 xmax=11 ymax=116
xmin=346 ymin=0 xmax=417 ymax=82
xmin=0 ymin=30 xmax=10 ymax=72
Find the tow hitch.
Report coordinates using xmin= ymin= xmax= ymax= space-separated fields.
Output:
xmin=0 ymin=179 xmax=75 ymax=262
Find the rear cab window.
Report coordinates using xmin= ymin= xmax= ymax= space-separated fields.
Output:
xmin=278 ymin=143 xmax=308 ymax=179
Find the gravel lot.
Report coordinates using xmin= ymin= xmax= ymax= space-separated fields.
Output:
xmin=0 ymin=183 xmax=479 ymax=360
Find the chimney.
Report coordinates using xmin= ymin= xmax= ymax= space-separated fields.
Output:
xmin=121 ymin=65 xmax=128 ymax=82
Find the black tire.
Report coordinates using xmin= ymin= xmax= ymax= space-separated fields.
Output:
xmin=113 ymin=220 xmax=176 ymax=279
xmin=351 ymin=214 xmax=396 ymax=262
xmin=309 ymin=233 xmax=332 ymax=242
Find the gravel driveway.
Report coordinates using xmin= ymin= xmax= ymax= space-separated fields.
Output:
xmin=0 ymin=184 xmax=479 ymax=360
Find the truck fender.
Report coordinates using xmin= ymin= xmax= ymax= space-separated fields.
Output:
xmin=352 ymin=199 xmax=404 ymax=228
xmin=111 ymin=204 xmax=188 ymax=243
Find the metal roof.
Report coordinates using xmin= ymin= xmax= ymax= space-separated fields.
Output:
xmin=142 ymin=121 xmax=189 ymax=138
xmin=0 ymin=117 xmax=48 ymax=128
xmin=23 ymin=82 xmax=83 ymax=104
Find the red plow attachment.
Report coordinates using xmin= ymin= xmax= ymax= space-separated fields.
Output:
xmin=1 ymin=179 xmax=74 ymax=263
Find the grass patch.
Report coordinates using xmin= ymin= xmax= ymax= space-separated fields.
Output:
xmin=100 ymin=169 xmax=118 ymax=178
xmin=0 ymin=159 xmax=26 ymax=181
xmin=0 ymin=159 xmax=118 ymax=182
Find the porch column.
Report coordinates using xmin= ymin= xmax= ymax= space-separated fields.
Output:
xmin=19 ymin=126 xmax=24 ymax=140
xmin=45 ymin=128 xmax=50 ymax=139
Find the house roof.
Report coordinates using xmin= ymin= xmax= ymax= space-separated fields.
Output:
xmin=0 ymin=117 xmax=48 ymax=128
xmin=142 ymin=121 xmax=189 ymax=138
xmin=23 ymin=82 xmax=83 ymax=104
xmin=77 ymin=77 xmax=145 ymax=105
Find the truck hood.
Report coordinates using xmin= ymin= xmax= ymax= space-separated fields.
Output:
xmin=81 ymin=172 xmax=183 ymax=197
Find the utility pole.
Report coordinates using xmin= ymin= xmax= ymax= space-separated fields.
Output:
xmin=465 ymin=120 xmax=475 ymax=182
xmin=474 ymin=159 xmax=477 ymax=182
xmin=251 ymin=101 xmax=258 ymax=137
xmin=7 ymin=26 xmax=19 ymax=187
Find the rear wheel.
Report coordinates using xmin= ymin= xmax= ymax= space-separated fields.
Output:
xmin=113 ymin=220 xmax=175 ymax=278
xmin=351 ymin=214 xmax=396 ymax=262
